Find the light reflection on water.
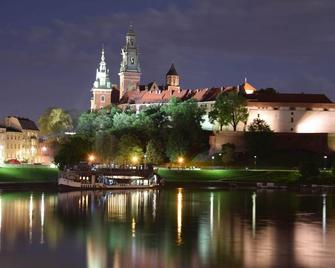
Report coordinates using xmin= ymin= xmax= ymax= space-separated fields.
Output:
xmin=0 ymin=189 xmax=334 ymax=267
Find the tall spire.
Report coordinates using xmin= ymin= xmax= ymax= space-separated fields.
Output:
xmin=127 ymin=22 xmax=135 ymax=36
xmin=101 ymin=44 xmax=105 ymax=61
xmin=93 ymin=46 xmax=111 ymax=89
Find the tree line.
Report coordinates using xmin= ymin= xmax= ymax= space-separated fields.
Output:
xmin=39 ymin=98 xmax=208 ymax=168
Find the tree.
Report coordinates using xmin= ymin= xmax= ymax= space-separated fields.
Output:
xmin=248 ymin=118 xmax=272 ymax=132
xmin=76 ymin=112 xmax=98 ymax=139
xmin=162 ymin=98 xmax=206 ymax=161
xmin=38 ymin=108 xmax=73 ymax=137
xmin=245 ymin=118 xmax=273 ymax=156
xmin=221 ymin=143 xmax=235 ymax=165
xmin=94 ymin=131 xmax=118 ymax=164
xmin=115 ymin=134 xmax=144 ymax=165
xmin=209 ymin=92 xmax=249 ymax=131
xmin=54 ymin=136 xmax=92 ymax=169
xmin=146 ymin=140 xmax=165 ymax=165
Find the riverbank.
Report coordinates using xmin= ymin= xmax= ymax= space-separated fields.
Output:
xmin=157 ymin=168 xmax=335 ymax=188
xmin=157 ymin=168 xmax=299 ymax=183
xmin=0 ymin=166 xmax=58 ymax=184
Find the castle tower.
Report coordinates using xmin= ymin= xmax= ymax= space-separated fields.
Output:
xmin=119 ymin=24 xmax=141 ymax=99
xmin=166 ymin=63 xmax=180 ymax=91
xmin=90 ymin=47 xmax=112 ymax=111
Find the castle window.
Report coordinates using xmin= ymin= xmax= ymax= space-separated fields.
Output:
xmin=257 ymin=114 xmax=260 ymax=118
xmin=291 ymin=117 xmax=294 ymax=123
xmin=291 ymin=128 xmax=294 ymax=132
xmin=101 ymin=95 xmax=105 ymax=103
xmin=291 ymin=112 xmax=294 ymax=116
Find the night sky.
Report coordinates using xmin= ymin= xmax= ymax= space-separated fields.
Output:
xmin=1 ymin=0 xmax=334 ymax=119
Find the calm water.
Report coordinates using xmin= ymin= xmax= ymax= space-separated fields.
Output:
xmin=0 ymin=189 xmax=334 ymax=268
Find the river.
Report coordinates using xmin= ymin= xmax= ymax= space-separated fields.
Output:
xmin=0 ymin=188 xmax=333 ymax=267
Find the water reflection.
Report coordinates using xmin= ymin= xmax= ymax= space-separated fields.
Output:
xmin=177 ymin=188 xmax=183 ymax=246
xmin=0 ymin=190 xmax=334 ymax=267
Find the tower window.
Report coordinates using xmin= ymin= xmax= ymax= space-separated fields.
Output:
xmin=291 ymin=117 xmax=294 ymax=123
xmin=101 ymin=95 xmax=105 ymax=103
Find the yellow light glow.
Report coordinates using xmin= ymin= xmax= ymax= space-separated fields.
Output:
xmin=177 ymin=188 xmax=183 ymax=245
xmin=177 ymin=157 xmax=184 ymax=164
xmin=131 ymin=155 xmax=138 ymax=164
xmin=88 ymin=154 xmax=95 ymax=163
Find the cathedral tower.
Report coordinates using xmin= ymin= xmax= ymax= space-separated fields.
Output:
xmin=119 ymin=24 xmax=141 ymax=99
xmin=166 ymin=64 xmax=180 ymax=91
xmin=90 ymin=47 xmax=112 ymax=111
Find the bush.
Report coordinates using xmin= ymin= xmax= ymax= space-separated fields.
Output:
xmin=299 ymin=161 xmax=320 ymax=178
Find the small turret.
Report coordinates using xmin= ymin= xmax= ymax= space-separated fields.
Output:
xmin=166 ymin=64 xmax=180 ymax=91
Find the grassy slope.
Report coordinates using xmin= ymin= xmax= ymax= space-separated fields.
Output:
xmin=157 ymin=168 xmax=300 ymax=183
xmin=0 ymin=166 xmax=59 ymax=183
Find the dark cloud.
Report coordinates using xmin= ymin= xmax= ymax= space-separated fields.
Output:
xmin=0 ymin=0 xmax=334 ymax=119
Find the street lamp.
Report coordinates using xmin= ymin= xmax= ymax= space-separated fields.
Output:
xmin=132 ymin=155 xmax=139 ymax=168
xmin=212 ymin=155 xmax=215 ymax=167
xmin=177 ymin=156 xmax=184 ymax=169
xmin=88 ymin=154 xmax=95 ymax=164
xmin=324 ymin=155 xmax=328 ymax=170
xmin=254 ymin=155 xmax=257 ymax=168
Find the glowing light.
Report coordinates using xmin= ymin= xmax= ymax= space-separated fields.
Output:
xmin=252 ymin=192 xmax=256 ymax=238
xmin=177 ymin=188 xmax=183 ymax=245
xmin=40 ymin=193 xmax=45 ymax=244
xmin=29 ymin=194 xmax=33 ymax=243
xmin=322 ymin=194 xmax=326 ymax=242
xmin=50 ymin=163 xmax=58 ymax=168
xmin=210 ymin=193 xmax=214 ymax=235
xmin=88 ymin=154 xmax=95 ymax=163
xmin=131 ymin=155 xmax=138 ymax=164
xmin=132 ymin=218 xmax=136 ymax=238
xmin=296 ymin=113 xmax=324 ymax=133
xmin=177 ymin=157 xmax=184 ymax=164
xmin=41 ymin=146 xmax=47 ymax=152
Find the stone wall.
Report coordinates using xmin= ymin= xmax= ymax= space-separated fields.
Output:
xmin=210 ymin=131 xmax=334 ymax=155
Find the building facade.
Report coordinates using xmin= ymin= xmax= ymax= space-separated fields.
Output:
xmin=0 ymin=116 xmax=40 ymax=163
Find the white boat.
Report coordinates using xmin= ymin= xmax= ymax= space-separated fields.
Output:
xmin=58 ymin=169 xmax=160 ymax=190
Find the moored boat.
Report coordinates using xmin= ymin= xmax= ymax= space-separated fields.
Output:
xmin=58 ymin=168 xmax=160 ymax=190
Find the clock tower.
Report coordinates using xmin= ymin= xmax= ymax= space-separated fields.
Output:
xmin=119 ymin=24 xmax=141 ymax=99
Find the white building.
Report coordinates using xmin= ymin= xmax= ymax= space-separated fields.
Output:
xmin=0 ymin=116 xmax=39 ymax=163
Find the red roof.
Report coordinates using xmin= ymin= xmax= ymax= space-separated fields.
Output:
xmin=246 ymin=93 xmax=332 ymax=103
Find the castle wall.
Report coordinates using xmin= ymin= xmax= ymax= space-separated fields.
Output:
xmin=210 ymin=132 xmax=332 ymax=154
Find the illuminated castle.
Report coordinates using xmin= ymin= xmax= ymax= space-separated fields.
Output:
xmin=89 ymin=24 xmax=335 ymax=135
